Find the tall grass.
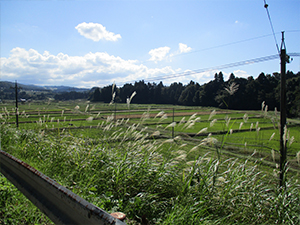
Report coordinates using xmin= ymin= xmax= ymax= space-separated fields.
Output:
xmin=1 ymin=107 xmax=300 ymax=224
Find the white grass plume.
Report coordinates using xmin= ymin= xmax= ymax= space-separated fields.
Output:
xmin=151 ymin=131 xmax=160 ymax=137
xmin=155 ymin=111 xmax=165 ymax=119
xmin=179 ymin=117 xmax=186 ymax=125
xmin=185 ymin=122 xmax=195 ymax=130
xmin=208 ymin=109 xmax=216 ymax=121
xmin=271 ymin=149 xmax=275 ymax=162
xmin=109 ymin=92 xmax=116 ymax=105
xmin=261 ymin=101 xmax=265 ymax=111
xmin=210 ymin=119 xmax=217 ymax=127
xmin=289 ymin=136 xmax=295 ymax=146
xmin=269 ymin=132 xmax=275 ymax=141
xmin=85 ymin=104 xmax=89 ymax=112
xmin=112 ymin=81 xmax=115 ymax=95
xmin=188 ymin=113 xmax=197 ymax=122
xmin=225 ymin=116 xmax=231 ymax=128
xmin=239 ymin=122 xmax=243 ymax=130
xmin=225 ymin=82 xmax=239 ymax=95
xmin=197 ymin=127 xmax=208 ymax=135
xmin=158 ymin=114 xmax=168 ymax=123
xmin=200 ymin=137 xmax=218 ymax=146
xmin=127 ymin=91 xmax=136 ymax=109
xmin=243 ymin=113 xmax=248 ymax=123
xmin=86 ymin=116 xmax=94 ymax=122
xmin=165 ymin=122 xmax=176 ymax=130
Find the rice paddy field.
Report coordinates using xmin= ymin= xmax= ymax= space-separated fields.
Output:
xmin=1 ymin=100 xmax=300 ymax=224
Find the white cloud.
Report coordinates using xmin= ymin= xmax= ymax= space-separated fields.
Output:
xmin=75 ymin=22 xmax=121 ymax=42
xmin=148 ymin=46 xmax=171 ymax=63
xmin=178 ymin=43 xmax=192 ymax=54
xmin=1 ymin=47 xmax=177 ymax=88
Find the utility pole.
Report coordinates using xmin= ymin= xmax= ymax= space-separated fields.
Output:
xmin=172 ymin=108 xmax=174 ymax=139
xmin=15 ymin=81 xmax=19 ymax=128
xmin=279 ymin=31 xmax=289 ymax=188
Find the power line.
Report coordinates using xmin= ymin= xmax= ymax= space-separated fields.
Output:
xmin=117 ymin=54 xmax=280 ymax=86
xmin=263 ymin=0 xmax=280 ymax=54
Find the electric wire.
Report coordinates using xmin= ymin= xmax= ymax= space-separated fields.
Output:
xmin=116 ymin=54 xmax=280 ymax=86
xmin=263 ymin=0 xmax=280 ymax=54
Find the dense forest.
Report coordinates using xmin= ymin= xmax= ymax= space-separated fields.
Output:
xmin=1 ymin=71 xmax=299 ymax=117
xmin=89 ymin=71 xmax=300 ymax=118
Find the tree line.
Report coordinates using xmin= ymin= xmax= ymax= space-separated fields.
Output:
xmin=89 ymin=71 xmax=300 ymax=118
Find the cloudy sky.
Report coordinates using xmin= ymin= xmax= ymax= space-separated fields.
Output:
xmin=1 ymin=0 xmax=299 ymax=88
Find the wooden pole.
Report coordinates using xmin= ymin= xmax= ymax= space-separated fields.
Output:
xmin=172 ymin=108 xmax=174 ymax=139
xmin=15 ymin=81 xmax=19 ymax=128
xmin=279 ymin=31 xmax=287 ymax=188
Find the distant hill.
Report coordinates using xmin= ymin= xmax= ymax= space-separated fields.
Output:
xmin=0 ymin=81 xmax=89 ymax=93
xmin=0 ymin=81 xmax=90 ymax=101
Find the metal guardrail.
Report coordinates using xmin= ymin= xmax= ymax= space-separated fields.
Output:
xmin=0 ymin=149 xmax=126 ymax=225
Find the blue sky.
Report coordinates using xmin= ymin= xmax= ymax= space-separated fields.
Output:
xmin=1 ymin=0 xmax=299 ymax=88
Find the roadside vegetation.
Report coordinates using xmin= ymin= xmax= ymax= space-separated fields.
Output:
xmin=1 ymin=101 xmax=300 ymax=224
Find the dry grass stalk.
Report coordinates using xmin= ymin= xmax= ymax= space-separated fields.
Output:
xmin=225 ymin=82 xmax=239 ymax=95
xmin=165 ymin=122 xmax=176 ymax=129
xmin=208 ymin=110 xmax=216 ymax=121
xmin=197 ymin=127 xmax=208 ymax=135
xmin=269 ymin=133 xmax=275 ymax=141
xmin=210 ymin=119 xmax=217 ymax=127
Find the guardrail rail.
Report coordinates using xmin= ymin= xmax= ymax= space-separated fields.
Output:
xmin=0 ymin=149 xmax=126 ymax=225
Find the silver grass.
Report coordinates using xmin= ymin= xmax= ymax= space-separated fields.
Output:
xmin=208 ymin=109 xmax=216 ymax=121
xmin=179 ymin=117 xmax=186 ymax=124
xmin=162 ymin=139 xmax=174 ymax=144
xmin=175 ymin=150 xmax=186 ymax=155
xmin=154 ymin=111 xmax=165 ymax=119
xmin=188 ymin=145 xmax=199 ymax=154
xmin=86 ymin=116 xmax=94 ymax=122
xmin=283 ymin=125 xmax=288 ymax=147
xmin=296 ymin=151 xmax=300 ymax=164
xmin=250 ymin=123 xmax=253 ymax=131
xmin=174 ymin=136 xmax=181 ymax=141
xmin=210 ymin=118 xmax=217 ymax=127
xmin=85 ymin=104 xmax=89 ymax=112
xmin=174 ymin=154 xmax=187 ymax=161
xmin=151 ymin=131 xmax=160 ymax=137
xmin=197 ymin=127 xmax=208 ymax=135
xmin=256 ymin=121 xmax=259 ymax=130
xmin=200 ymin=137 xmax=218 ymax=146
xmin=185 ymin=122 xmax=195 ymax=130
xmin=289 ymin=136 xmax=295 ymax=146
xmin=225 ymin=82 xmax=239 ymax=95
xmin=271 ymin=149 xmax=275 ymax=162
xmin=188 ymin=113 xmax=197 ymax=122
xmin=165 ymin=122 xmax=176 ymax=129
xmin=179 ymin=143 xmax=187 ymax=148
xmin=112 ymin=81 xmax=115 ymax=95
xmin=243 ymin=113 xmax=248 ymax=123
xmin=269 ymin=132 xmax=275 ymax=141
xmin=158 ymin=114 xmax=168 ymax=123
xmin=127 ymin=91 xmax=137 ymax=109
xmin=239 ymin=122 xmax=243 ymax=130
xmin=256 ymin=127 xmax=261 ymax=136
xmin=225 ymin=116 xmax=231 ymax=128
xmin=261 ymin=101 xmax=265 ymax=111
